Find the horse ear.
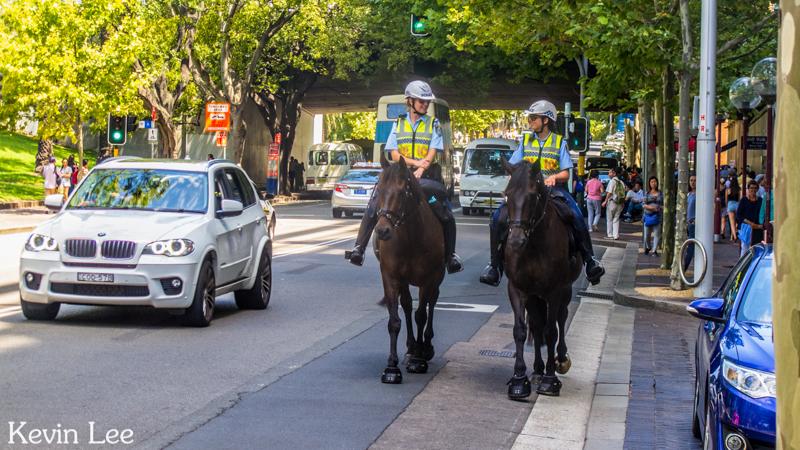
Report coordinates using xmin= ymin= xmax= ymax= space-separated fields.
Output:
xmin=397 ymin=156 xmax=408 ymax=171
xmin=501 ymin=157 xmax=515 ymax=175
xmin=380 ymin=150 xmax=390 ymax=169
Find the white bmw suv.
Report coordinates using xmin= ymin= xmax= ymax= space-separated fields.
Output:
xmin=19 ymin=158 xmax=274 ymax=327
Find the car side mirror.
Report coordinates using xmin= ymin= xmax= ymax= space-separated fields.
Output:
xmin=217 ymin=199 xmax=244 ymax=218
xmin=44 ymin=194 xmax=64 ymax=210
xmin=686 ymin=297 xmax=726 ymax=323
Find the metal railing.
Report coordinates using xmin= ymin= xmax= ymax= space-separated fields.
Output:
xmin=678 ymin=238 xmax=708 ymax=288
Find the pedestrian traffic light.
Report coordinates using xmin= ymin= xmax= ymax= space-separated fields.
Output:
xmin=569 ymin=117 xmax=589 ymax=152
xmin=410 ymin=14 xmax=430 ymax=37
xmin=107 ymin=115 xmax=127 ymax=146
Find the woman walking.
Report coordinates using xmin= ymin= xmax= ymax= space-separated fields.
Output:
xmin=642 ymin=176 xmax=663 ymax=256
xmin=736 ymin=180 xmax=764 ymax=256
xmin=726 ymin=176 xmax=741 ymax=243
xmin=585 ymin=170 xmax=604 ymax=232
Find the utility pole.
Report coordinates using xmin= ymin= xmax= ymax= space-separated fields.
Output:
xmin=694 ymin=0 xmax=717 ymax=297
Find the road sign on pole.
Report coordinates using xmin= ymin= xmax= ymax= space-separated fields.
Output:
xmin=205 ymin=102 xmax=231 ymax=132
xmin=147 ymin=128 xmax=158 ymax=141
xmin=215 ymin=131 xmax=228 ymax=147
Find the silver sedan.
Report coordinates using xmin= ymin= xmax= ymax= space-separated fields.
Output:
xmin=331 ymin=168 xmax=382 ymax=218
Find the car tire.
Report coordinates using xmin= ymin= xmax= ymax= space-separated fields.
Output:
xmin=332 ymin=208 xmax=342 ymax=218
xmin=462 ymin=207 xmax=471 ymax=216
xmin=20 ymin=298 xmax=60 ymax=321
xmin=182 ymin=260 xmax=215 ymax=327
xmin=235 ymin=245 xmax=272 ymax=310
xmin=344 ymin=210 xmax=353 ymax=218
xmin=692 ymin=376 xmax=702 ymax=439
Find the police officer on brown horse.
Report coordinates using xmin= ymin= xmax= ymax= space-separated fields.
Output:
xmin=346 ymin=81 xmax=463 ymax=274
xmin=479 ymin=100 xmax=604 ymax=286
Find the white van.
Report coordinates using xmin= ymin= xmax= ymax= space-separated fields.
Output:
xmin=305 ymin=142 xmax=366 ymax=191
xmin=459 ymin=138 xmax=518 ymax=215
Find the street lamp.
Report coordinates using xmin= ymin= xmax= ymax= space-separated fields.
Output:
xmin=751 ymin=57 xmax=777 ymax=242
xmin=729 ymin=77 xmax=762 ymax=191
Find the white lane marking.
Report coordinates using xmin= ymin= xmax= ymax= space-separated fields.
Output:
xmin=274 ymin=235 xmax=354 ymax=259
xmin=412 ymin=301 xmax=498 ymax=314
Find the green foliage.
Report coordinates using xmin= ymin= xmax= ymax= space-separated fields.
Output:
xmin=0 ymin=131 xmax=88 ymax=202
xmin=450 ymin=110 xmax=516 ymax=136
xmin=325 ymin=112 xmax=376 ymax=141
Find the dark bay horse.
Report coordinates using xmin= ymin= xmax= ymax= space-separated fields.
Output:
xmin=503 ymin=159 xmax=583 ymax=399
xmin=373 ymin=157 xmax=446 ymax=384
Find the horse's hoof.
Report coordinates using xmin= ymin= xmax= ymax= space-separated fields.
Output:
xmin=421 ymin=345 xmax=435 ymax=361
xmin=536 ymin=376 xmax=562 ymax=396
xmin=406 ymin=359 xmax=428 ymax=374
xmin=507 ymin=376 xmax=532 ymax=400
xmin=530 ymin=373 xmax=543 ymax=388
xmin=555 ymin=354 xmax=572 ymax=374
xmin=381 ymin=367 xmax=403 ymax=384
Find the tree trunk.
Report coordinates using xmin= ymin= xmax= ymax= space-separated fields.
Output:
xmin=774 ymin=3 xmax=799 ymax=446
xmin=654 ymin=98 xmax=663 ymax=182
xmin=227 ymin=104 xmax=247 ymax=164
xmin=75 ymin=120 xmax=84 ymax=164
xmin=660 ymin=68 xmax=677 ymax=268
xmin=155 ymin=119 xmax=180 ymax=159
xmin=670 ymin=71 xmax=693 ymax=288
xmin=279 ymin=96 xmax=301 ymax=195
xmin=35 ymin=139 xmax=53 ymax=170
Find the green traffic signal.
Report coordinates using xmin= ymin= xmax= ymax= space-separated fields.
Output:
xmin=107 ymin=115 xmax=127 ymax=146
xmin=410 ymin=14 xmax=429 ymax=37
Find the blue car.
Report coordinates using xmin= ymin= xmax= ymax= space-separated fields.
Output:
xmin=688 ymin=244 xmax=775 ymax=450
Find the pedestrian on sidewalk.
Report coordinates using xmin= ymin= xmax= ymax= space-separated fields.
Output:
xmin=585 ymin=170 xmax=603 ymax=232
xmin=40 ymin=156 xmax=58 ymax=197
xmin=726 ymin=176 xmax=741 ymax=243
xmin=67 ymin=155 xmax=78 ymax=196
xmin=622 ymin=180 xmax=645 ymax=222
xmin=602 ymin=167 xmax=625 ymax=239
xmin=643 ymin=176 xmax=663 ymax=256
xmin=289 ymin=157 xmax=298 ymax=192
xmin=57 ymin=158 xmax=73 ymax=201
xmin=736 ymin=180 xmax=764 ymax=255
xmin=76 ymin=159 xmax=89 ymax=185
xmin=682 ymin=174 xmax=697 ymax=271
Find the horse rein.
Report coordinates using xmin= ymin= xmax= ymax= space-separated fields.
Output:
xmin=377 ymin=175 xmax=419 ymax=229
xmin=508 ymin=188 xmax=549 ymax=238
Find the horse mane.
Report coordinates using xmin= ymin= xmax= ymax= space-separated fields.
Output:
xmin=506 ymin=160 xmax=545 ymax=194
xmin=381 ymin=161 xmax=424 ymax=203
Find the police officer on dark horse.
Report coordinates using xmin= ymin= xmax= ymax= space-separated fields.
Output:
xmin=346 ymin=81 xmax=463 ymax=274
xmin=479 ymin=100 xmax=605 ymax=286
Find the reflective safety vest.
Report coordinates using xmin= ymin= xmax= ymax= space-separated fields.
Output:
xmin=522 ymin=132 xmax=564 ymax=177
xmin=395 ymin=115 xmax=435 ymax=160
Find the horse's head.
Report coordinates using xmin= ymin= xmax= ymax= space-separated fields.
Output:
xmin=503 ymin=158 xmax=548 ymax=249
xmin=375 ymin=157 xmax=419 ymax=241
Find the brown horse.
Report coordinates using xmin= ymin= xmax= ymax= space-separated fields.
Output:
xmin=373 ymin=157 xmax=446 ymax=384
xmin=503 ymin=159 xmax=583 ymax=399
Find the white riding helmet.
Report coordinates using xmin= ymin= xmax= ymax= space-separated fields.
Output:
xmin=404 ymin=80 xmax=436 ymax=101
xmin=523 ymin=100 xmax=557 ymax=121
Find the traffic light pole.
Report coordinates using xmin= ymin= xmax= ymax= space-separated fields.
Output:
xmin=565 ymin=103 xmax=573 ymax=194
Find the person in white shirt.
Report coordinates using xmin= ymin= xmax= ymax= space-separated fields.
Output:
xmin=41 ymin=156 xmax=58 ymax=196
xmin=57 ymin=158 xmax=73 ymax=200
xmin=623 ymin=180 xmax=645 ymax=222
xmin=602 ymin=167 xmax=625 ymax=239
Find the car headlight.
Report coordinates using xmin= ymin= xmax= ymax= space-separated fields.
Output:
xmin=25 ymin=234 xmax=58 ymax=252
xmin=142 ymin=239 xmax=195 ymax=257
xmin=722 ymin=359 xmax=776 ymax=399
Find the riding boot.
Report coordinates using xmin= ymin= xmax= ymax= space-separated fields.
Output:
xmin=479 ymin=224 xmax=503 ymax=286
xmin=575 ymin=223 xmax=605 ymax=285
xmin=346 ymin=191 xmax=379 ymax=266
xmin=429 ymin=199 xmax=463 ymax=274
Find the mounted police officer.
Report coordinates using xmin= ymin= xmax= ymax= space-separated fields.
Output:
xmin=346 ymin=80 xmax=463 ymax=274
xmin=479 ymin=100 xmax=605 ymax=286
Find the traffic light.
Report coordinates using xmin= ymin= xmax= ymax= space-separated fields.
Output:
xmin=555 ymin=114 xmax=589 ymax=151
xmin=107 ymin=115 xmax=127 ymax=146
xmin=410 ymin=14 xmax=430 ymax=37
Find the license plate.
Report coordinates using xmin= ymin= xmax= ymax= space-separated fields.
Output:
xmin=355 ymin=189 xmax=367 ymax=195
xmin=77 ymin=272 xmax=114 ymax=283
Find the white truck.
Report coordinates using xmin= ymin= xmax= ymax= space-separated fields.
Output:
xmin=458 ymin=138 xmax=518 ymax=215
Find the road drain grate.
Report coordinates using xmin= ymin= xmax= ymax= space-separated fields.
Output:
xmin=479 ymin=349 xmax=516 ymax=358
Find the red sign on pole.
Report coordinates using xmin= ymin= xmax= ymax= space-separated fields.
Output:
xmin=204 ymin=102 xmax=231 ymax=132
xmin=151 ymin=107 xmax=157 ymax=121
xmin=215 ymin=131 xmax=227 ymax=147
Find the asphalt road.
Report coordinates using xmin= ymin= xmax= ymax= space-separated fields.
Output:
xmin=0 ymin=202 xmax=594 ymax=449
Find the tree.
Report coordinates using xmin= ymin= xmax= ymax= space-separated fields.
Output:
xmin=0 ymin=0 xmax=147 ymax=163
xmin=326 ymin=112 xmax=377 ymax=141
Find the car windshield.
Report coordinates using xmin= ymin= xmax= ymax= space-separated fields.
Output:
xmin=67 ymin=169 xmax=208 ymax=213
xmin=464 ymin=148 xmax=515 ymax=175
xmin=341 ymin=170 xmax=381 ymax=183
xmin=736 ymin=259 xmax=773 ymax=324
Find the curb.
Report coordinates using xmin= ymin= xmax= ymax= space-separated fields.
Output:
xmin=611 ymin=241 xmax=690 ymax=316
xmin=0 ymin=226 xmax=36 ymax=236
xmin=0 ymin=200 xmax=44 ymax=210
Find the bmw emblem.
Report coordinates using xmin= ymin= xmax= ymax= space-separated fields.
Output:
xmin=98 ymin=232 xmax=106 ymax=237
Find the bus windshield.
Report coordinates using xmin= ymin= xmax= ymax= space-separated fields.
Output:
xmin=464 ymin=148 xmax=515 ymax=176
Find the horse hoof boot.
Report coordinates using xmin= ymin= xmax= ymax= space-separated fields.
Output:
xmin=555 ymin=354 xmax=572 ymax=374
xmin=406 ymin=358 xmax=428 ymax=374
xmin=536 ymin=376 xmax=562 ymax=396
xmin=381 ymin=367 xmax=403 ymax=384
xmin=507 ymin=375 xmax=532 ymax=400
xmin=529 ymin=373 xmax=543 ymax=388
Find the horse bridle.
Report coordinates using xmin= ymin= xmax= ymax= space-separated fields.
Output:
xmin=508 ymin=188 xmax=549 ymax=239
xmin=377 ymin=175 xmax=418 ymax=229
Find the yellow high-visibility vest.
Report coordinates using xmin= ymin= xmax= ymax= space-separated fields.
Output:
xmin=395 ymin=115 xmax=434 ymax=160
xmin=522 ymin=132 xmax=564 ymax=177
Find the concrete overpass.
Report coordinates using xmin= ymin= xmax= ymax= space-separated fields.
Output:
xmin=302 ymin=76 xmax=583 ymax=113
